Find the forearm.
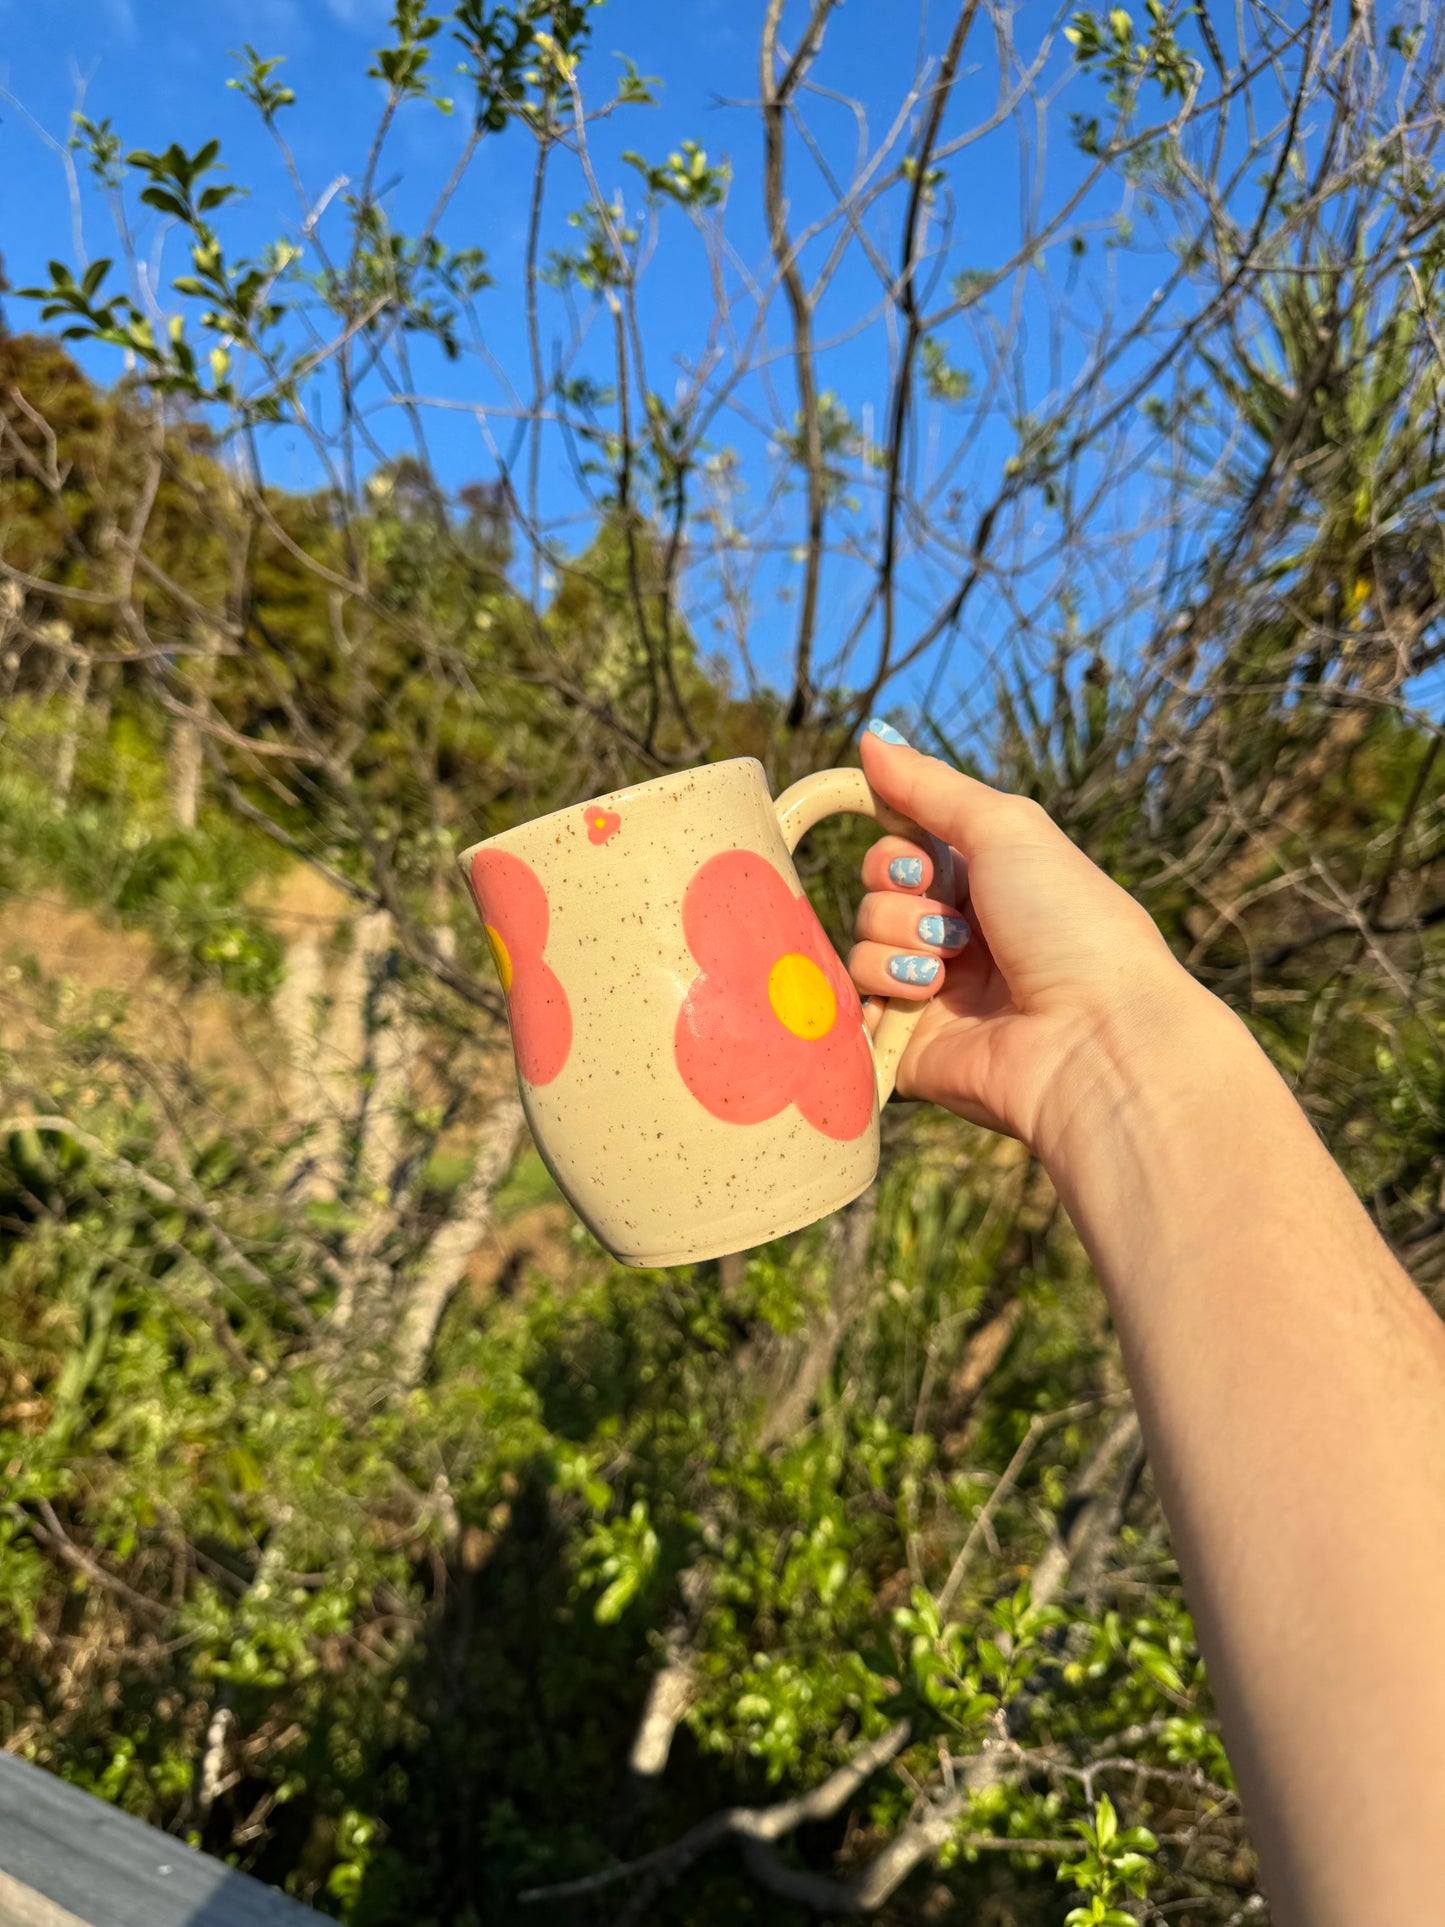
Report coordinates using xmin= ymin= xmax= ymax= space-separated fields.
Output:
xmin=1041 ymin=982 xmax=1445 ymax=1925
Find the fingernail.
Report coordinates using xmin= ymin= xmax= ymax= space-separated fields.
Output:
xmin=888 ymin=857 xmax=924 ymax=887
xmin=887 ymin=953 xmax=940 ymax=986
xmin=864 ymin=717 xmax=911 ymax=748
xmin=918 ymin=914 xmax=969 ymax=949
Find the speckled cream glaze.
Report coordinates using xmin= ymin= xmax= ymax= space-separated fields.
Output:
xmin=460 ymin=759 xmax=887 ymax=1267
xmin=460 ymin=759 xmax=951 ymax=1271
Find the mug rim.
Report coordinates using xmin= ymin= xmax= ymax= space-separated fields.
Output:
xmin=457 ymin=755 xmax=766 ymax=864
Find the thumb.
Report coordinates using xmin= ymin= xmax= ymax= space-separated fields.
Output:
xmin=859 ymin=723 xmax=1031 ymax=861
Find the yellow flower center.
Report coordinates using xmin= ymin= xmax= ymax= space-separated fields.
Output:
xmin=767 ymin=951 xmax=836 ymax=1040
xmin=594 ymin=815 xmax=609 ymax=829
xmin=485 ymin=924 xmax=514 ymax=993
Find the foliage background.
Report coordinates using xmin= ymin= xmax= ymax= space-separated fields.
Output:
xmin=0 ymin=3 xmax=1442 ymax=1923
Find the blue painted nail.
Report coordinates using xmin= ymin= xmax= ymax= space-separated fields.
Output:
xmin=918 ymin=915 xmax=969 ymax=949
xmin=888 ymin=857 xmax=924 ymax=888
xmin=865 ymin=717 xmax=911 ymax=747
xmin=888 ymin=953 xmax=940 ymax=986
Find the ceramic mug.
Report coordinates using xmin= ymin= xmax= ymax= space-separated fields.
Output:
xmin=459 ymin=758 xmax=952 ymax=1268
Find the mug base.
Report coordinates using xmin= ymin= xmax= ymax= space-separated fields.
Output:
xmin=601 ymin=1168 xmax=877 ymax=1270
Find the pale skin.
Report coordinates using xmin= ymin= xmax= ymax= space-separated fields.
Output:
xmin=848 ymin=724 xmax=1445 ymax=1926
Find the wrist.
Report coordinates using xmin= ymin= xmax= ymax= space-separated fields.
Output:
xmin=1033 ymin=968 xmax=1260 ymax=1190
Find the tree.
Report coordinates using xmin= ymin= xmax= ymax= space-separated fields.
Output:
xmin=1 ymin=3 xmax=1441 ymax=1920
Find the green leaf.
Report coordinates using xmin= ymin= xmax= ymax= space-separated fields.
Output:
xmin=1095 ymin=1793 xmax=1118 ymax=1848
xmin=977 ymin=1638 xmax=1008 ymax=1677
xmin=593 ymin=1569 xmax=640 ymax=1623
xmin=1131 ymin=1638 xmax=1186 ymax=1694
xmin=1119 ymin=1825 xmax=1158 ymax=1852
xmin=139 ymin=186 xmax=189 ymax=221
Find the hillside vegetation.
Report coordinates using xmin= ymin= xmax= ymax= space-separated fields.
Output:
xmin=2 ymin=4 xmax=1443 ymax=1922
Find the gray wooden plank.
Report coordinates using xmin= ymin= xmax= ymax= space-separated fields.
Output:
xmin=0 ymin=1753 xmax=320 ymax=1927
xmin=0 ymin=1866 xmax=90 ymax=1927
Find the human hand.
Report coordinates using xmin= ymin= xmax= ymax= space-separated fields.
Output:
xmin=849 ymin=723 xmax=1212 ymax=1162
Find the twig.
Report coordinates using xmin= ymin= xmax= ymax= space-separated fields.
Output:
xmin=519 ymin=1719 xmax=911 ymax=1902
xmin=936 ymin=1397 xmax=1126 ymax=1619
xmin=12 ymin=1500 xmax=169 ymax=1624
xmin=761 ymin=0 xmax=837 ymax=726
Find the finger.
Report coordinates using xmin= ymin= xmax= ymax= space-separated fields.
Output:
xmin=860 ymin=724 xmax=1063 ymax=861
xmin=846 ymin=939 xmax=948 ymax=1000
xmin=854 ymin=891 xmax=970 ymax=955
xmin=860 ymin=835 xmax=934 ymax=895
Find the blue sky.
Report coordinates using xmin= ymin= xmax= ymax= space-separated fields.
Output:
xmin=2 ymin=3 xmax=768 ymax=424
xmin=0 ymin=2 xmax=1222 ymax=710
xmin=0 ymin=0 xmax=771 ymax=453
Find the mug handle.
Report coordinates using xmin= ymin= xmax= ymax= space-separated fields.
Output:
xmin=773 ymin=767 xmax=956 ymax=1109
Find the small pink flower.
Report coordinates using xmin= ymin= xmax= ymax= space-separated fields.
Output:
xmin=468 ymin=849 xmax=572 ymax=1086
xmin=673 ymin=850 xmax=874 ymax=1142
xmin=584 ymin=806 xmax=622 ymax=846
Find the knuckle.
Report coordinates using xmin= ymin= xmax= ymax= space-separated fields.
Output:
xmin=1002 ymin=793 xmax=1055 ymax=837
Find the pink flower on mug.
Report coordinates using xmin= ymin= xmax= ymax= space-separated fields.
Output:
xmin=468 ymin=849 xmax=572 ymax=1086
xmin=584 ymin=806 xmax=622 ymax=846
xmin=673 ymin=850 xmax=874 ymax=1142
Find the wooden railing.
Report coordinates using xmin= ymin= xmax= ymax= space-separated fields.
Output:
xmin=0 ymin=1752 xmax=318 ymax=1925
